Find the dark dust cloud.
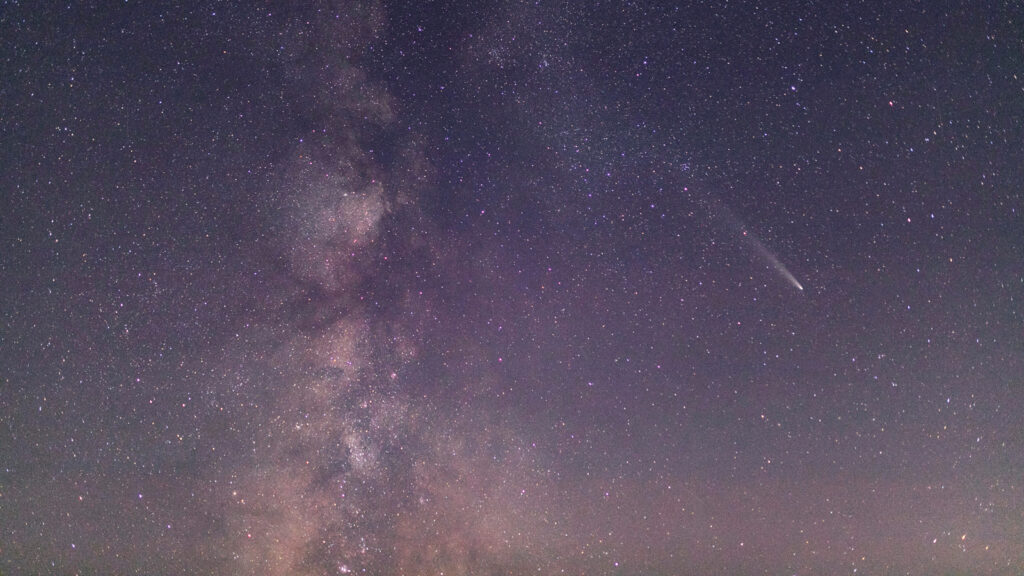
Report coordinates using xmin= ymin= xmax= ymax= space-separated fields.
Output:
xmin=2 ymin=1 xmax=1023 ymax=575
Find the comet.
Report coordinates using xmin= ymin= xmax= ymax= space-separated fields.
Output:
xmin=703 ymin=196 xmax=804 ymax=292
xmin=747 ymin=233 xmax=804 ymax=291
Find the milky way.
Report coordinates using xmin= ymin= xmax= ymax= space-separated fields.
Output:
xmin=2 ymin=1 xmax=1023 ymax=575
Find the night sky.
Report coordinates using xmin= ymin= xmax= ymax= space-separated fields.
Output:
xmin=2 ymin=1 xmax=1023 ymax=575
